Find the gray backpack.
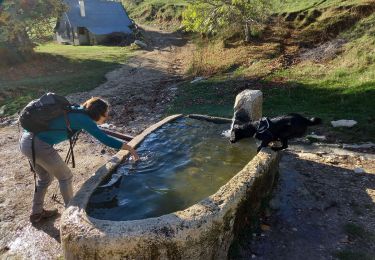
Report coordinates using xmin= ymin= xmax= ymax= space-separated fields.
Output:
xmin=19 ymin=93 xmax=72 ymax=133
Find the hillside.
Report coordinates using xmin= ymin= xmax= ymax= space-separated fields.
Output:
xmin=122 ymin=0 xmax=186 ymax=29
xmin=167 ymin=0 xmax=375 ymax=142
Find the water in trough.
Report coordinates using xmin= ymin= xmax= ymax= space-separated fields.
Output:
xmin=87 ymin=117 xmax=257 ymax=221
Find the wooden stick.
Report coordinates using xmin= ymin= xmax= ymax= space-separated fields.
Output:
xmin=187 ymin=114 xmax=232 ymax=124
xmin=99 ymin=127 xmax=134 ymax=141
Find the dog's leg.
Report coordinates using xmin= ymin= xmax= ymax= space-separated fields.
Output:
xmin=271 ymin=139 xmax=288 ymax=151
xmin=257 ymin=140 xmax=270 ymax=153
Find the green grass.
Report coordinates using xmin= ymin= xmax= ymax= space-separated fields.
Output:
xmin=0 ymin=43 xmax=133 ymax=115
xmin=168 ymin=9 xmax=375 ymax=142
xmin=168 ymin=27 xmax=375 ymax=141
xmin=334 ymin=223 xmax=375 ymax=260
xmin=344 ymin=223 xmax=375 ymax=241
xmin=122 ymin=0 xmax=186 ymax=28
xmin=167 ymin=79 xmax=238 ymax=118
xmin=335 ymin=250 xmax=374 ymax=260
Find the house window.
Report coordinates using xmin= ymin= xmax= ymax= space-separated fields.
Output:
xmin=78 ymin=27 xmax=85 ymax=35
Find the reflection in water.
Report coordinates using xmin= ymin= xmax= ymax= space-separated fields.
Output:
xmin=87 ymin=118 xmax=257 ymax=221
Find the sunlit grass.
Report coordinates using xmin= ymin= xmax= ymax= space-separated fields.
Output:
xmin=0 ymin=43 xmax=133 ymax=115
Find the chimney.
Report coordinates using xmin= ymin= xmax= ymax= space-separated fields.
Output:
xmin=79 ymin=0 xmax=85 ymax=17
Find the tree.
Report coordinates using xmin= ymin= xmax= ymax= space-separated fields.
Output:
xmin=0 ymin=0 xmax=65 ymax=63
xmin=182 ymin=0 xmax=277 ymax=42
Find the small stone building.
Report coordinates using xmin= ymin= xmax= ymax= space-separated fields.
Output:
xmin=55 ymin=0 xmax=134 ymax=45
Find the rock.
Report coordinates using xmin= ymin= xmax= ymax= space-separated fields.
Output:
xmin=331 ymin=119 xmax=357 ymax=128
xmin=190 ymin=77 xmax=205 ymax=84
xmin=292 ymin=227 xmax=298 ymax=232
xmin=353 ymin=167 xmax=366 ymax=174
xmin=99 ymin=123 xmax=115 ymax=129
xmin=340 ymin=235 xmax=349 ymax=243
xmin=0 ymin=105 xmax=6 ymax=116
xmin=133 ymin=40 xmax=147 ymax=49
xmin=306 ymin=134 xmax=327 ymax=141
xmin=260 ymin=224 xmax=271 ymax=231
xmin=233 ymin=90 xmax=263 ymax=122
xmin=343 ymin=142 xmax=375 ymax=149
xmin=325 ymin=156 xmax=339 ymax=165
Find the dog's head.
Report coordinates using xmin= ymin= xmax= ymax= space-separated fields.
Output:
xmin=229 ymin=123 xmax=254 ymax=143
xmin=230 ymin=109 xmax=256 ymax=143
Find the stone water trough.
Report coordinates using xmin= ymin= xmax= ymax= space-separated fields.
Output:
xmin=60 ymin=90 xmax=280 ymax=259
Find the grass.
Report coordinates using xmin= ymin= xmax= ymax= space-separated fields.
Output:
xmin=167 ymin=5 xmax=375 ymax=142
xmin=167 ymin=79 xmax=240 ymax=118
xmin=334 ymin=223 xmax=375 ymax=260
xmin=122 ymin=0 xmax=186 ymax=29
xmin=280 ymin=0 xmax=366 ymax=13
xmin=0 ymin=43 xmax=133 ymax=115
xmin=335 ymin=250 xmax=374 ymax=260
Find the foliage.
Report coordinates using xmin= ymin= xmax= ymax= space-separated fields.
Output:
xmin=182 ymin=0 xmax=277 ymax=40
xmin=0 ymin=0 xmax=65 ymax=63
xmin=0 ymin=43 xmax=132 ymax=115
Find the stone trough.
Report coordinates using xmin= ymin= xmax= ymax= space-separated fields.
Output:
xmin=60 ymin=90 xmax=280 ymax=259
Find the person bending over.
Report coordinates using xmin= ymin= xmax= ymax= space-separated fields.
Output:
xmin=20 ymin=97 xmax=139 ymax=223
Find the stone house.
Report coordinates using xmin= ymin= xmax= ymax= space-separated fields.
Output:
xmin=55 ymin=0 xmax=134 ymax=45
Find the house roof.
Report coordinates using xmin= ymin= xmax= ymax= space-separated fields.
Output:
xmin=65 ymin=0 xmax=133 ymax=35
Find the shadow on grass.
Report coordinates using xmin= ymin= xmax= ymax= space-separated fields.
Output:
xmin=0 ymin=52 xmax=124 ymax=114
xmin=167 ymin=78 xmax=375 ymax=142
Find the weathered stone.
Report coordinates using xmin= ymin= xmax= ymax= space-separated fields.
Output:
xmin=233 ymin=90 xmax=263 ymax=122
xmin=354 ymin=167 xmax=366 ymax=174
xmin=60 ymin=114 xmax=280 ymax=259
xmin=134 ymin=40 xmax=148 ymax=49
xmin=331 ymin=119 xmax=357 ymax=128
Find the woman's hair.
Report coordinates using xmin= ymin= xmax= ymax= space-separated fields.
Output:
xmin=82 ymin=97 xmax=109 ymax=121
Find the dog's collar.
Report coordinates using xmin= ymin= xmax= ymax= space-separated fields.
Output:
xmin=257 ymin=117 xmax=271 ymax=133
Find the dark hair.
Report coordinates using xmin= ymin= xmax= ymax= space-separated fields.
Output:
xmin=81 ymin=97 xmax=109 ymax=121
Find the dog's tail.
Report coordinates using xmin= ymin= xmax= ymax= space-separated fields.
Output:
xmin=308 ymin=117 xmax=322 ymax=125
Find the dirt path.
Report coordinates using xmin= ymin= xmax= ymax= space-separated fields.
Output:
xmin=0 ymin=26 xmax=190 ymax=259
xmin=234 ymin=144 xmax=375 ymax=259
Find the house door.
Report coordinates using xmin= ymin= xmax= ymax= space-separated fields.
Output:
xmin=77 ymin=27 xmax=90 ymax=45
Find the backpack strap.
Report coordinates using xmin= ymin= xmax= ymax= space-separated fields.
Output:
xmin=31 ymin=136 xmax=37 ymax=192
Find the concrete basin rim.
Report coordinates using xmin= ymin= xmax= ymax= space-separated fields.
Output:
xmin=61 ymin=114 xmax=276 ymax=236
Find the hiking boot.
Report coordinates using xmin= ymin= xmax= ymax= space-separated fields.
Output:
xmin=29 ymin=208 xmax=58 ymax=224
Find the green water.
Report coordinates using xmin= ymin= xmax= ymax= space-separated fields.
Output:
xmin=87 ymin=117 xmax=257 ymax=221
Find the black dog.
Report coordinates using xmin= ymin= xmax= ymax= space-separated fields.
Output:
xmin=230 ymin=112 xmax=322 ymax=152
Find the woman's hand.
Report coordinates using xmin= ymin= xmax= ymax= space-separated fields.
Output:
xmin=121 ymin=143 xmax=140 ymax=162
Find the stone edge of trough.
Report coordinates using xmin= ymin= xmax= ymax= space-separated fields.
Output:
xmin=60 ymin=114 xmax=280 ymax=259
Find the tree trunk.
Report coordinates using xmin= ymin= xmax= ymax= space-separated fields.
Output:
xmin=244 ymin=21 xmax=250 ymax=43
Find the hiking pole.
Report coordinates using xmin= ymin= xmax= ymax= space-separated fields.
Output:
xmin=51 ymin=131 xmax=81 ymax=202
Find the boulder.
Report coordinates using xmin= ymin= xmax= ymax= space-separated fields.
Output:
xmin=331 ymin=119 xmax=357 ymax=128
xmin=233 ymin=90 xmax=263 ymax=122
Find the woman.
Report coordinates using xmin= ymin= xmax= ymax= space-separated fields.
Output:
xmin=20 ymin=97 xmax=139 ymax=223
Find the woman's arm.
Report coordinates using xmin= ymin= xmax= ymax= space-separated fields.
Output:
xmin=74 ymin=114 xmax=139 ymax=161
xmin=121 ymin=143 xmax=140 ymax=161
